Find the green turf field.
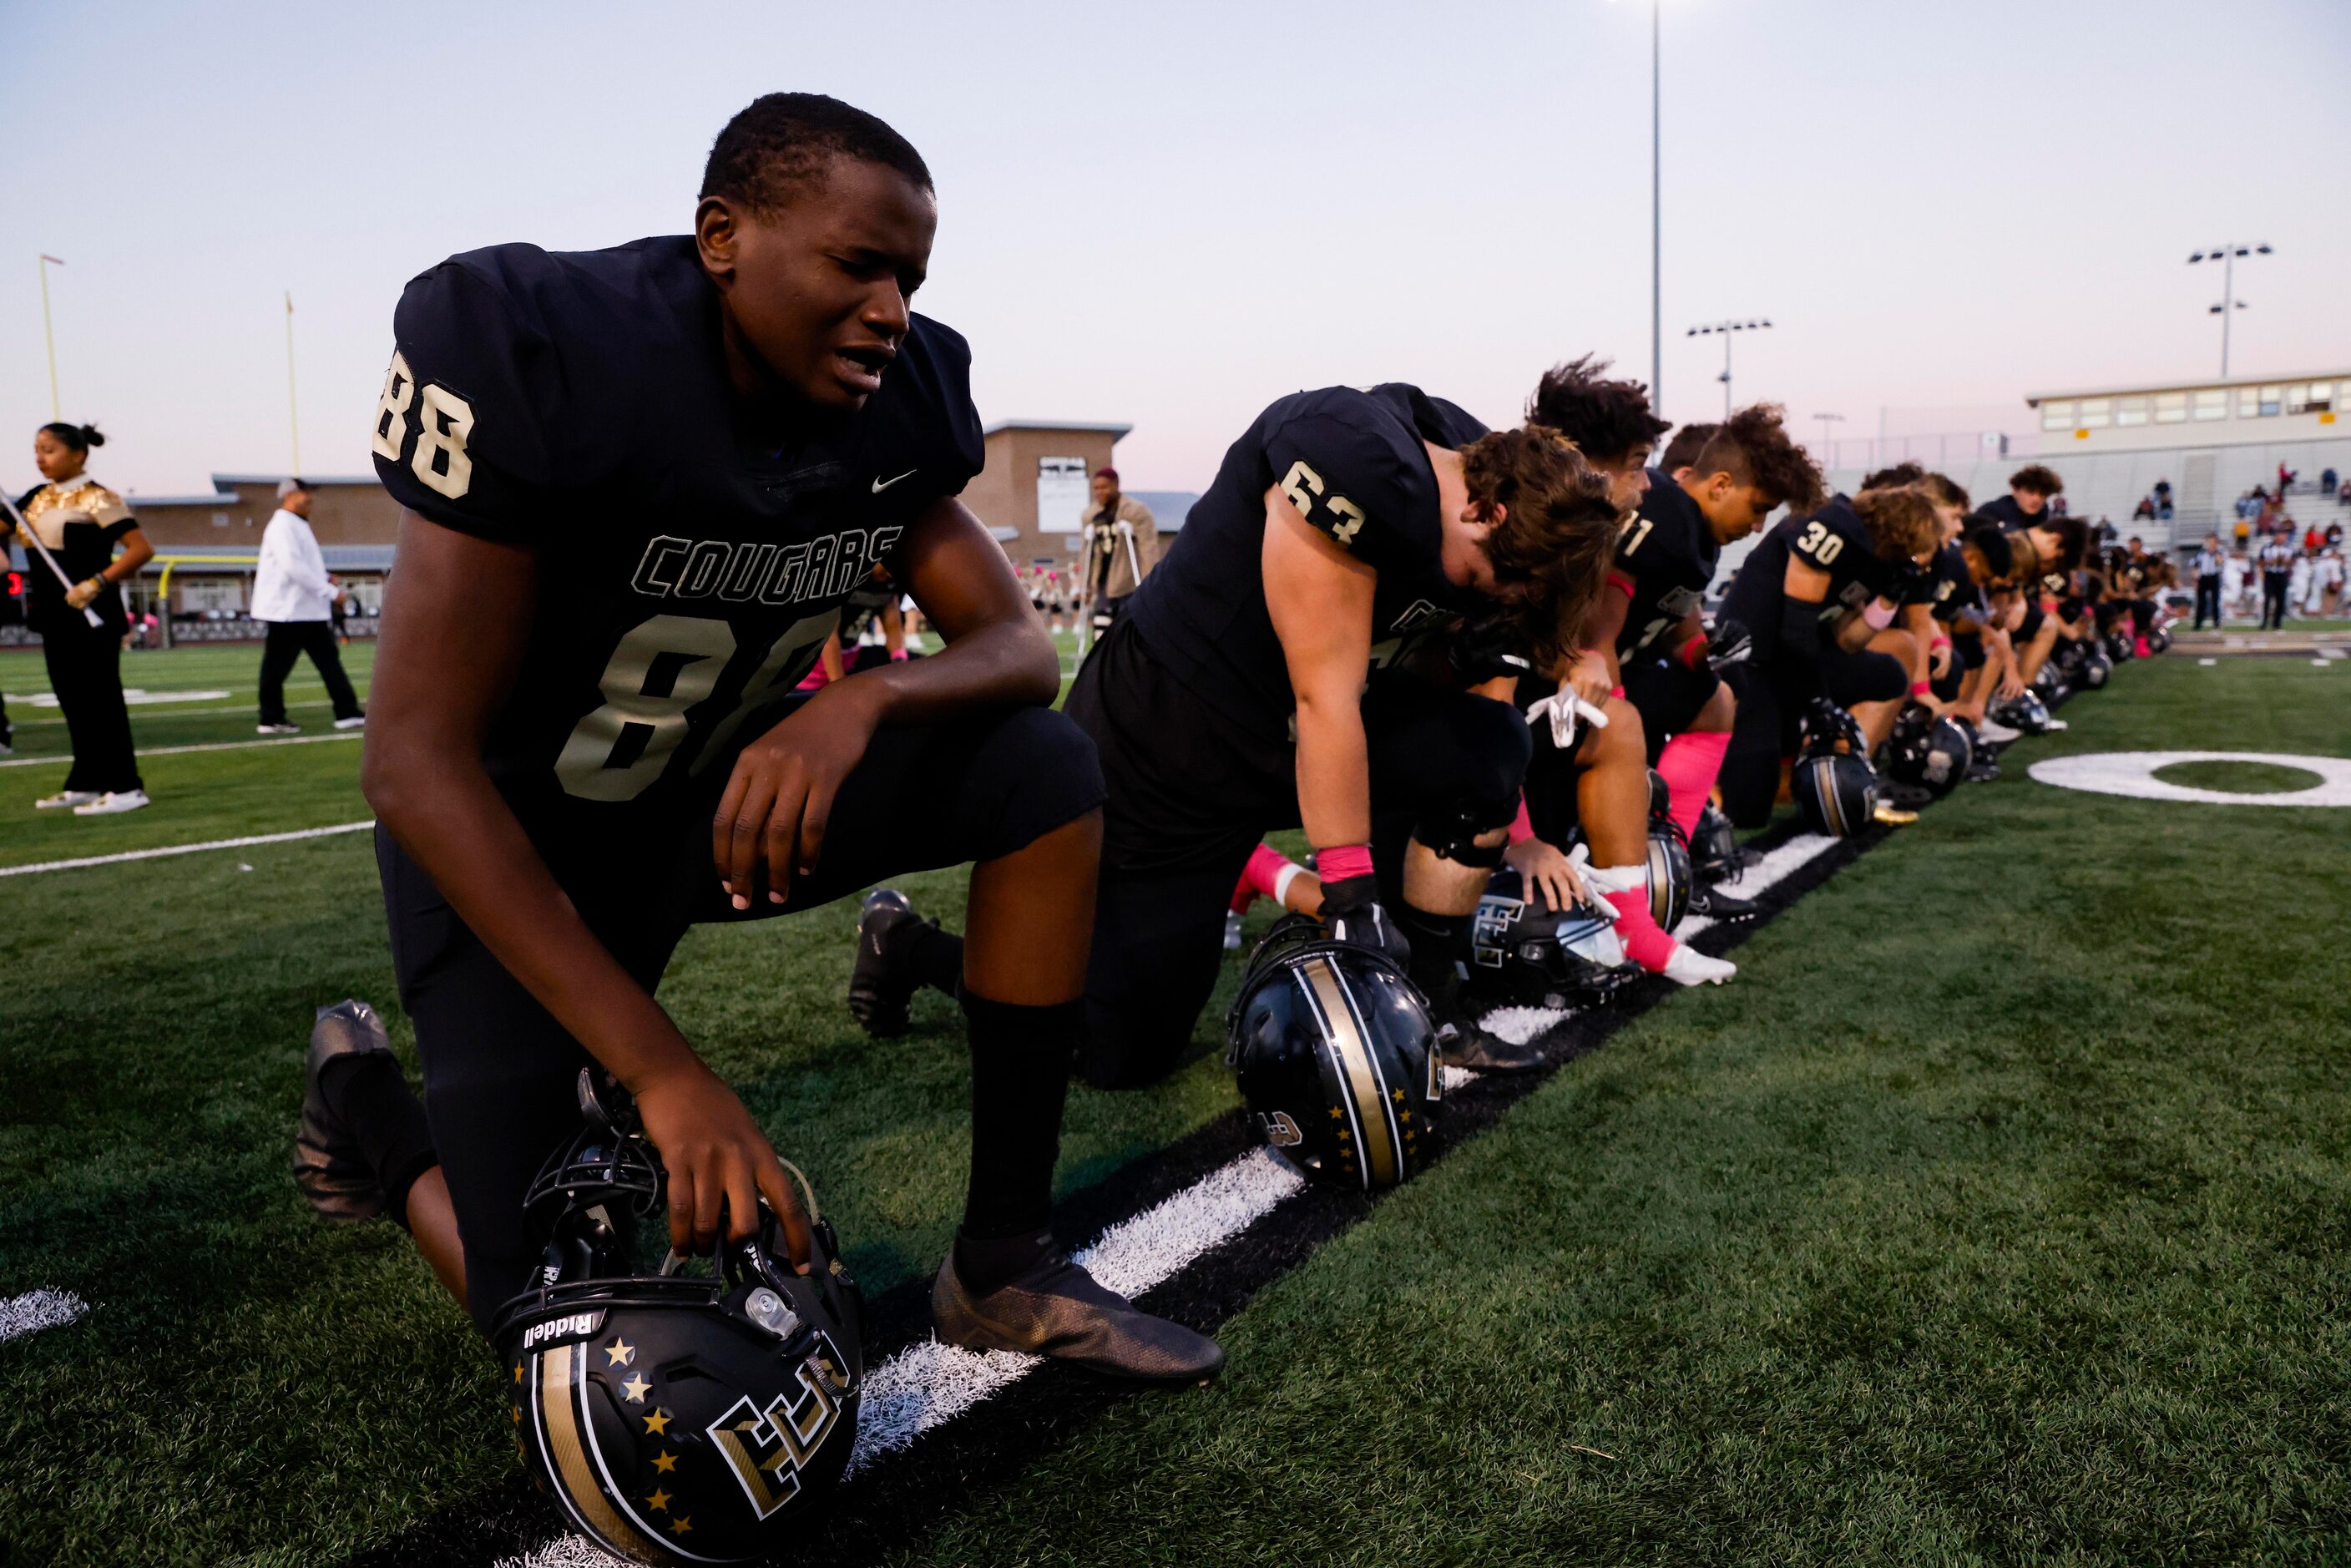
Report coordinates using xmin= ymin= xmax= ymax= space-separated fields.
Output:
xmin=3 ymin=647 xmax=2348 ymax=1565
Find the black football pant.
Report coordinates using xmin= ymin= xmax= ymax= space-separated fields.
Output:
xmin=1717 ymin=645 xmax=1904 ymax=829
xmin=1067 ymin=620 xmax=1530 ymax=1090
xmin=2262 ymin=573 xmax=2289 ymax=629
xmin=38 ymin=613 xmax=141 ymax=794
xmin=380 ymin=701 xmax=1104 ymax=1340
xmin=257 ymin=620 xmax=362 ymax=726
xmin=1618 ymin=656 xmax=1722 ymax=765
xmin=2194 ymin=575 xmax=2222 ymax=629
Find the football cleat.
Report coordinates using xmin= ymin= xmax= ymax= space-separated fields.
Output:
xmin=73 ymin=789 xmax=149 ymax=816
xmin=1872 ymin=802 xmax=1920 ymax=826
xmin=498 ymin=1085 xmax=867 ymax=1565
xmin=293 ymin=999 xmax=397 ymax=1223
xmin=1973 ymin=715 xmax=2021 ymax=746
xmin=0 ymin=728 xmax=13 ymax=756
xmin=1965 ymin=756 xmax=2002 ymax=783
xmin=1877 ymin=778 xmax=1934 ymax=811
xmin=332 ymin=715 xmax=367 ymax=731
xmin=1686 ymin=883 xmax=1760 ymax=923
xmin=256 ymin=722 xmax=301 ymax=736
xmin=1660 ymin=943 xmax=1737 ymax=986
xmin=1435 ymin=1016 xmax=1548 ymax=1075
xmin=933 ymin=1237 xmax=1223 ymax=1383
xmin=34 ymin=790 xmax=100 ymax=810
xmin=847 ymin=888 xmax=930 ymax=1038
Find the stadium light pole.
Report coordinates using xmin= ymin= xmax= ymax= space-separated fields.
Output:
xmin=1688 ymin=318 xmax=1771 ymax=417
xmin=284 ymin=291 xmax=302 ymax=477
xmin=38 ymin=254 xmax=64 ymax=419
xmin=1650 ymin=0 xmax=1661 ymax=416
xmin=2187 ymin=242 xmax=2269 ymax=377
xmin=1813 ymin=412 xmax=1844 ymax=468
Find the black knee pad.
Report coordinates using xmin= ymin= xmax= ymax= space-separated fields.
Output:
xmin=957 ymin=706 xmax=1106 ymax=860
xmin=1415 ymin=791 xmax=1518 ymax=867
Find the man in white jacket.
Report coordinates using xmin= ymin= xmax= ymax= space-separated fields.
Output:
xmin=253 ymin=479 xmax=365 ymax=734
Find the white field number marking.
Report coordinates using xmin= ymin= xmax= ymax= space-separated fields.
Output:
xmin=2029 ymin=751 xmax=2351 ymax=807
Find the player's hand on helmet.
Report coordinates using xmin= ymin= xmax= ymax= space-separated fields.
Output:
xmin=1504 ymin=837 xmax=1587 ymax=913
xmin=1704 ymin=617 xmax=1754 ymax=672
xmin=632 ymin=1060 xmax=812 ymax=1272
xmin=713 ymin=679 xmax=885 ymax=909
xmin=1996 ymin=666 xmax=2025 ymax=700
xmin=1319 ymin=873 xmax=1410 ymax=966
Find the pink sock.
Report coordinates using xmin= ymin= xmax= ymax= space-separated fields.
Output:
xmin=1238 ymin=842 xmax=1297 ymax=911
xmin=1602 ymin=887 xmax=1677 ymax=973
xmin=890 ymin=648 xmax=909 ymax=661
xmin=1656 ymin=730 xmax=1731 ymax=841
xmin=2135 ymin=636 xmax=2151 ymax=657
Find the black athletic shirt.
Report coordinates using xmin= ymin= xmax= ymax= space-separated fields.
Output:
xmin=1719 ymin=494 xmax=1896 ymax=666
xmin=371 ymin=235 xmax=983 ymax=876
xmin=1923 ymin=541 xmax=1984 ymax=629
xmin=1974 ymin=495 xmax=2071 ymax=601
xmin=1612 ymin=469 xmax=1718 ymax=660
xmin=1120 ymin=383 xmax=1490 ymax=746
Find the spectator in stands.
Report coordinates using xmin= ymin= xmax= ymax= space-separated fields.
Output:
xmin=2154 ymin=478 xmax=2174 ymax=520
xmin=16 ymin=421 xmax=150 ymax=813
xmin=2192 ymin=534 xmax=2226 ymax=630
xmin=2328 ymin=521 xmax=2344 ymax=550
xmin=253 ymin=478 xmax=366 ymax=736
xmin=2132 ymin=495 xmax=2156 ymax=523
xmin=2279 ymin=462 xmax=2298 ymax=494
xmin=2321 ymin=466 xmax=2338 ymax=496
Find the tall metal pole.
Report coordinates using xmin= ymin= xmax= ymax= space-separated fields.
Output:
xmin=284 ymin=291 xmax=302 ymax=476
xmin=38 ymin=255 xmax=64 ymax=419
xmin=1650 ymin=0 xmax=1661 ymax=415
xmin=2219 ymin=248 xmax=2233 ymax=378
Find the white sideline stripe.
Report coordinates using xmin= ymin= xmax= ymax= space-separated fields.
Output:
xmin=0 ymin=731 xmax=362 ymax=768
xmin=0 ymin=820 xmax=373 ymax=877
xmin=493 ymin=1149 xmax=1308 ymax=1568
xmin=5 ymin=695 xmax=352 ymax=728
xmin=0 ymin=1290 xmax=90 ymax=1342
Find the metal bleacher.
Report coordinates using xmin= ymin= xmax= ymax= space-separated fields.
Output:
xmin=1823 ymin=433 xmax=2351 ymax=550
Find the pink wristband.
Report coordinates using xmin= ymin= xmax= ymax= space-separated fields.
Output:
xmin=1610 ymin=684 xmax=1625 ymax=700
xmin=1862 ymin=600 xmax=1896 ymax=630
xmin=1676 ymin=633 xmax=1708 ymax=670
xmin=1318 ymin=844 xmax=1375 ymax=883
xmin=1910 ymin=680 xmax=1932 ymax=696
xmin=1929 ymin=635 xmax=1951 ymax=651
xmin=1507 ymin=797 xmax=1534 ymax=846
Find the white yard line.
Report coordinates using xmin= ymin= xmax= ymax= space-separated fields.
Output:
xmin=0 ymin=1290 xmax=90 ymax=1342
xmin=3 ymin=695 xmax=352 ymax=728
xmin=0 ymin=731 xmax=362 ymax=768
xmin=494 ymin=1148 xmax=1308 ymax=1568
xmin=0 ymin=820 xmax=374 ymax=878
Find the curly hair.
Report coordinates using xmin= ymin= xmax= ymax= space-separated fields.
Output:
xmin=702 ymin=93 xmax=932 ymax=215
xmin=1691 ymin=404 xmax=1824 ymax=513
xmin=1853 ymin=483 xmax=1943 ymax=561
xmin=1921 ymin=472 xmax=1970 ymax=512
xmin=1524 ymin=357 xmax=1671 ymax=465
xmin=1463 ymin=425 xmax=1622 ymax=670
xmin=1862 ymin=460 xmax=1927 ymax=489
xmin=2009 ymin=463 xmax=2064 ymax=497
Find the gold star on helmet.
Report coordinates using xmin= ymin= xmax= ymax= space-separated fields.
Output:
xmin=513 ymin=1363 xmax=523 ymax=1383
xmin=620 ymin=1373 xmax=651 ymax=1404
xmin=671 ymin=1517 xmax=693 ymax=1535
xmin=651 ymin=1450 xmax=678 ymax=1474
xmin=645 ymin=1488 xmax=672 ymax=1513
xmin=605 ymin=1338 xmax=636 ymax=1368
xmin=644 ymin=1409 xmax=671 ymax=1436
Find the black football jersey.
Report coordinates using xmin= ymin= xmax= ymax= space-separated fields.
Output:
xmin=1973 ymin=496 xmax=2070 ymax=600
xmin=1612 ymin=470 xmax=1718 ymax=659
xmin=2116 ymin=553 xmax=2153 ymax=594
xmin=1923 ymin=542 xmax=1984 ymax=628
xmin=1720 ymin=494 xmax=1895 ymax=665
xmin=370 ymin=235 xmax=983 ymax=876
xmin=1121 ymin=383 xmax=1490 ymax=745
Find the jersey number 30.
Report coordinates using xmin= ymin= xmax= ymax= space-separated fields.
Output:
xmin=1797 ymin=518 xmax=1846 ymax=566
xmin=372 ymin=350 xmax=475 ymax=501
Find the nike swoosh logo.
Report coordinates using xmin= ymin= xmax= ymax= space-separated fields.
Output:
xmin=872 ymin=469 xmax=918 ymax=493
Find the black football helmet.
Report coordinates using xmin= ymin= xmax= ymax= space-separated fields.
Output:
xmin=2146 ymin=620 xmax=2172 ymax=655
xmin=1793 ymin=701 xmax=1878 ymax=837
xmin=1467 ymin=867 xmax=1631 ymax=1011
xmin=2104 ymin=625 xmax=2135 ymax=664
xmin=1226 ymin=915 xmax=1439 ymax=1191
xmin=1643 ymin=770 xmax=1694 ymax=928
xmin=495 ymin=1074 xmax=867 ymax=1566
xmin=1883 ymin=704 xmax=1974 ymax=798
xmin=1996 ymin=689 xmax=2055 ymax=736
xmin=2080 ymin=647 xmax=2112 ymax=688
xmin=1690 ymin=802 xmax=1744 ymax=886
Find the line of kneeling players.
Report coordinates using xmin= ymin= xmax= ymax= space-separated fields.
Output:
xmin=1201 ymin=398 xmax=2168 ymax=1206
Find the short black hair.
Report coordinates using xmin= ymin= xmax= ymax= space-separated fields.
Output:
xmin=1525 ymin=356 xmax=1670 ymax=465
xmin=701 ymin=94 xmax=933 ymax=216
xmin=1964 ymin=526 xmax=2014 ymax=578
xmin=1862 ymin=461 xmax=1927 ymax=490
xmin=1658 ymin=422 xmax=1717 ymax=473
xmin=38 ymin=421 xmax=103 ymax=454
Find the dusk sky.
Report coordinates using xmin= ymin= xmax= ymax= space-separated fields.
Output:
xmin=4 ymin=0 xmax=2347 ymax=498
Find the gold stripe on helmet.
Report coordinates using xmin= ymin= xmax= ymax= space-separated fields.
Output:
xmin=534 ymin=1342 xmax=668 ymax=1565
xmin=1302 ymin=957 xmax=1398 ymax=1189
